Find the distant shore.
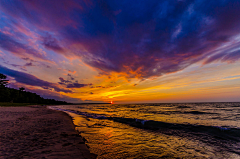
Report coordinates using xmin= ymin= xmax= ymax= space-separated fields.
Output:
xmin=0 ymin=105 xmax=96 ymax=159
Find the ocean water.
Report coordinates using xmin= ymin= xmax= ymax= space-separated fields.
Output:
xmin=49 ymin=102 xmax=240 ymax=159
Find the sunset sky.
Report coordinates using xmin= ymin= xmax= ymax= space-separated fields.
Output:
xmin=0 ymin=0 xmax=240 ymax=103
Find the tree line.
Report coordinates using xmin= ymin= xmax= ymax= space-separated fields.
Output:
xmin=0 ymin=73 xmax=69 ymax=105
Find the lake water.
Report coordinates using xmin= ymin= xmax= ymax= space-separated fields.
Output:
xmin=50 ymin=102 xmax=240 ymax=158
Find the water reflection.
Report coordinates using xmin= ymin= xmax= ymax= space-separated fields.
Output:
xmin=56 ymin=103 xmax=240 ymax=158
xmin=72 ymin=114 xmax=216 ymax=158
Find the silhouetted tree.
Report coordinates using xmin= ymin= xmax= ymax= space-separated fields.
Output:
xmin=0 ymin=73 xmax=10 ymax=101
xmin=19 ymin=87 xmax=25 ymax=91
xmin=0 ymin=73 xmax=9 ymax=87
xmin=0 ymin=73 xmax=69 ymax=104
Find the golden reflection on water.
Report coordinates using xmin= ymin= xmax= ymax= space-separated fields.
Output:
xmin=72 ymin=114 xmax=215 ymax=159
xmin=62 ymin=103 xmax=240 ymax=159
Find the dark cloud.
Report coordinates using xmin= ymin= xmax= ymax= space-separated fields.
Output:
xmin=59 ymin=77 xmax=71 ymax=83
xmin=66 ymin=83 xmax=91 ymax=88
xmin=24 ymin=62 xmax=34 ymax=66
xmin=0 ymin=65 xmax=71 ymax=93
xmin=42 ymin=33 xmax=64 ymax=52
xmin=58 ymin=77 xmax=92 ymax=88
xmin=1 ymin=0 xmax=240 ymax=78
xmin=22 ymin=58 xmax=36 ymax=62
xmin=67 ymin=74 xmax=75 ymax=80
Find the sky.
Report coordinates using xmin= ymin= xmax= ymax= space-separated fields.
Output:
xmin=0 ymin=0 xmax=240 ymax=103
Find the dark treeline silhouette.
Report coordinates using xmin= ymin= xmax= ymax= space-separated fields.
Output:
xmin=0 ymin=73 xmax=69 ymax=105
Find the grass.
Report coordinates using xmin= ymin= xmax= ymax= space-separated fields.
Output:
xmin=0 ymin=102 xmax=37 ymax=107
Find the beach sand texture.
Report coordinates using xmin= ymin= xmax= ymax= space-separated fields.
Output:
xmin=0 ymin=106 xmax=96 ymax=159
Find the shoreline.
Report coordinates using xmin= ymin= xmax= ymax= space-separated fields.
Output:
xmin=0 ymin=106 xmax=97 ymax=159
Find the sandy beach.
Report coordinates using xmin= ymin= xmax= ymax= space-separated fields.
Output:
xmin=0 ymin=106 xmax=97 ymax=159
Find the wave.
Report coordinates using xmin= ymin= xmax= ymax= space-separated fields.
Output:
xmin=147 ymin=110 xmax=217 ymax=115
xmin=176 ymin=105 xmax=191 ymax=108
xmin=184 ymin=110 xmax=217 ymax=114
xmin=49 ymin=106 xmax=240 ymax=142
xmin=111 ymin=117 xmax=240 ymax=141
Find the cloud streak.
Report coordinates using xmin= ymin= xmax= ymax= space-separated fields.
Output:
xmin=0 ymin=32 xmax=47 ymax=60
xmin=1 ymin=0 xmax=240 ymax=78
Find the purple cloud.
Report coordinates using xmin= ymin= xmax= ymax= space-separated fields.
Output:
xmin=0 ymin=32 xmax=47 ymax=60
xmin=222 ymin=50 xmax=240 ymax=63
xmin=24 ymin=62 xmax=34 ymax=66
xmin=1 ymin=0 xmax=240 ymax=78
xmin=42 ymin=34 xmax=64 ymax=52
xmin=58 ymin=77 xmax=91 ymax=88
xmin=204 ymin=49 xmax=240 ymax=64
xmin=22 ymin=58 xmax=36 ymax=62
xmin=66 ymin=83 xmax=91 ymax=88
xmin=0 ymin=65 xmax=72 ymax=93
xmin=59 ymin=77 xmax=71 ymax=84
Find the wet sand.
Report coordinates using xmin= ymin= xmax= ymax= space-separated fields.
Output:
xmin=0 ymin=106 xmax=97 ymax=159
